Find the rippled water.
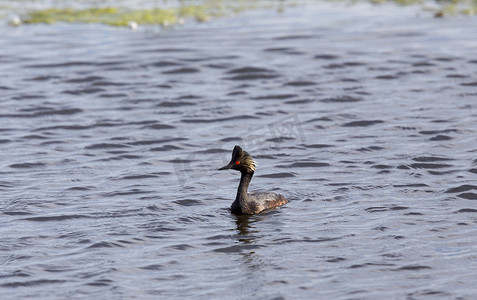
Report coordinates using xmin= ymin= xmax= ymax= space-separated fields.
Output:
xmin=2 ymin=2 xmax=477 ymax=299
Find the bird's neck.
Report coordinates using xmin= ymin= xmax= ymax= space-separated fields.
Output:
xmin=235 ymin=171 xmax=254 ymax=203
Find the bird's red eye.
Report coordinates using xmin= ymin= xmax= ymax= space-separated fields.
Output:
xmin=235 ymin=161 xmax=240 ymax=165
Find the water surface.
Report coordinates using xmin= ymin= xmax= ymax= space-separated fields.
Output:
xmin=1 ymin=3 xmax=477 ymax=299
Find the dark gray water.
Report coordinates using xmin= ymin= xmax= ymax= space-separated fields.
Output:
xmin=1 ymin=2 xmax=477 ymax=299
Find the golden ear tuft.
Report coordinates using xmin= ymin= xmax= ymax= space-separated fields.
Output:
xmin=241 ymin=150 xmax=256 ymax=172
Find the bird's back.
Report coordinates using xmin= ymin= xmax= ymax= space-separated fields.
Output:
xmin=248 ymin=191 xmax=288 ymax=213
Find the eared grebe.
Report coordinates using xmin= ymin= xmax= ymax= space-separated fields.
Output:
xmin=219 ymin=145 xmax=288 ymax=215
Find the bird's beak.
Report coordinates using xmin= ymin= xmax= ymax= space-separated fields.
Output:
xmin=219 ymin=162 xmax=233 ymax=170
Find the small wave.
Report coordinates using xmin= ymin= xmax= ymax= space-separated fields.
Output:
xmin=412 ymin=61 xmax=435 ymax=67
xmin=460 ymin=81 xmax=477 ymax=86
xmin=455 ymin=208 xmax=477 ymax=213
xmin=213 ymin=244 xmax=262 ymax=253
xmin=1 ymin=279 xmax=66 ymax=288
xmin=419 ymin=129 xmax=458 ymax=135
xmin=87 ymin=279 xmax=113 ymax=287
xmin=23 ymin=214 xmax=90 ymax=222
xmin=393 ymin=184 xmax=429 ymax=187
xmin=180 ymin=55 xmax=240 ymax=62
xmin=140 ymin=264 xmax=164 ymax=270
xmin=127 ymin=139 xmax=175 ymax=146
xmin=224 ymin=66 xmax=279 ymax=80
xmin=9 ymin=162 xmax=45 ymax=169
xmin=0 ymin=108 xmax=82 ymax=118
xmin=64 ymin=75 xmax=104 ymax=83
xmin=371 ymin=164 xmax=393 ymax=169
xmin=65 ymin=186 xmax=96 ymax=191
xmin=257 ymin=172 xmax=295 ymax=178
xmin=457 ymin=193 xmax=477 ymax=200
xmin=102 ymin=189 xmax=153 ymax=197
xmin=25 ymin=61 xmax=94 ymax=68
xmin=413 ymin=156 xmax=453 ymax=162
xmin=27 ymin=75 xmax=62 ymax=81
xmin=446 ymin=74 xmax=468 ymax=78
xmin=357 ymin=146 xmax=385 ymax=152
xmin=253 ymin=94 xmax=296 ymax=100
xmin=144 ymin=124 xmax=176 ymax=130
xmin=263 ymin=47 xmax=295 ymax=52
xmin=163 ymin=67 xmax=200 ymax=74
xmin=85 ymin=143 xmax=130 ymax=150
xmin=278 ymin=162 xmax=329 ymax=168
xmin=227 ymin=91 xmax=247 ymax=96
xmin=181 ymin=115 xmax=257 ymax=123
xmin=365 ymin=206 xmax=409 ymax=213
xmin=314 ymin=54 xmax=340 ymax=60
xmin=444 ymin=185 xmax=477 ymax=193
xmin=284 ymin=80 xmax=316 ymax=86
xmin=430 ymin=135 xmax=452 ymax=141
xmin=150 ymin=60 xmax=183 ymax=67
xmin=342 ymin=120 xmax=383 ymax=127
xmin=173 ymin=199 xmax=203 ymax=206
xmin=119 ymin=174 xmax=159 ymax=180
xmin=175 ymin=94 xmax=202 ymax=100
xmin=87 ymin=241 xmax=124 ymax=248
xmin=63 ymin=88 xmax=105 ymax=95
xmin=302 ymin=143 xmax=334 ymax=149
xmin=12 ymin=94 xmax=46 ymax=100
xmin=156 ymin=101 xmax=195 ymax=107
xmin=167 ymin=244 xmax=194 ymax=251
xmin=273 ymin=34 xmax=315 ymax=40
xmin=93 ymin=81 xmax=124 ymax=87
xmin=99 ymin=93 xmax=129 ymax=98
xmin=142 ymin=48 xmax=194 ymax=53
xmin=320 ymin=95 xmax=363 ymax=103
xmin=3 ymin=211 xmax=33 ymax=216
xmin=323 ymin=61 xmax=366 ymax=69
xmin=225 ymin=73 xmax=279 ymax=80
xmin=348 ymin=262 xmax=395 ymax=269
xmin=394 ymin=265 xmax=432 ymax=271
xmin=265 ymin=137 xmax=296 ymax=143
xmin=197 ymin=148 xmax=229 ymax=154
xmin=375 ymin=74 xmax=399 ymax=80
xmin=408 ymin=163 xmax=452 ymax=169
xmin=150 ymin=145 xmax=183 ymax=151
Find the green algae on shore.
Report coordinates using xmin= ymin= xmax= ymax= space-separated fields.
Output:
xmin=19 ymin=0 xmax=273 ymax=27
xmin=16 ymin=0 xmax=477 ymax=27
xmin=368 ymin=0 xmax=476 ymax=16
xmin=22 ymin=6 xmax=213 ymax=26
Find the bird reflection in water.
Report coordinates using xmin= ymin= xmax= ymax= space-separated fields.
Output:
xmin=235 ymin=214 xmax=261 ymax=241
xmin=233 ymin=214 xmax=266 ymax=275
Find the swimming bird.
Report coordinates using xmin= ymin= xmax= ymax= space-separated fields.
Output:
xmin=219 ymin=145 xmax=288 ymax=214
